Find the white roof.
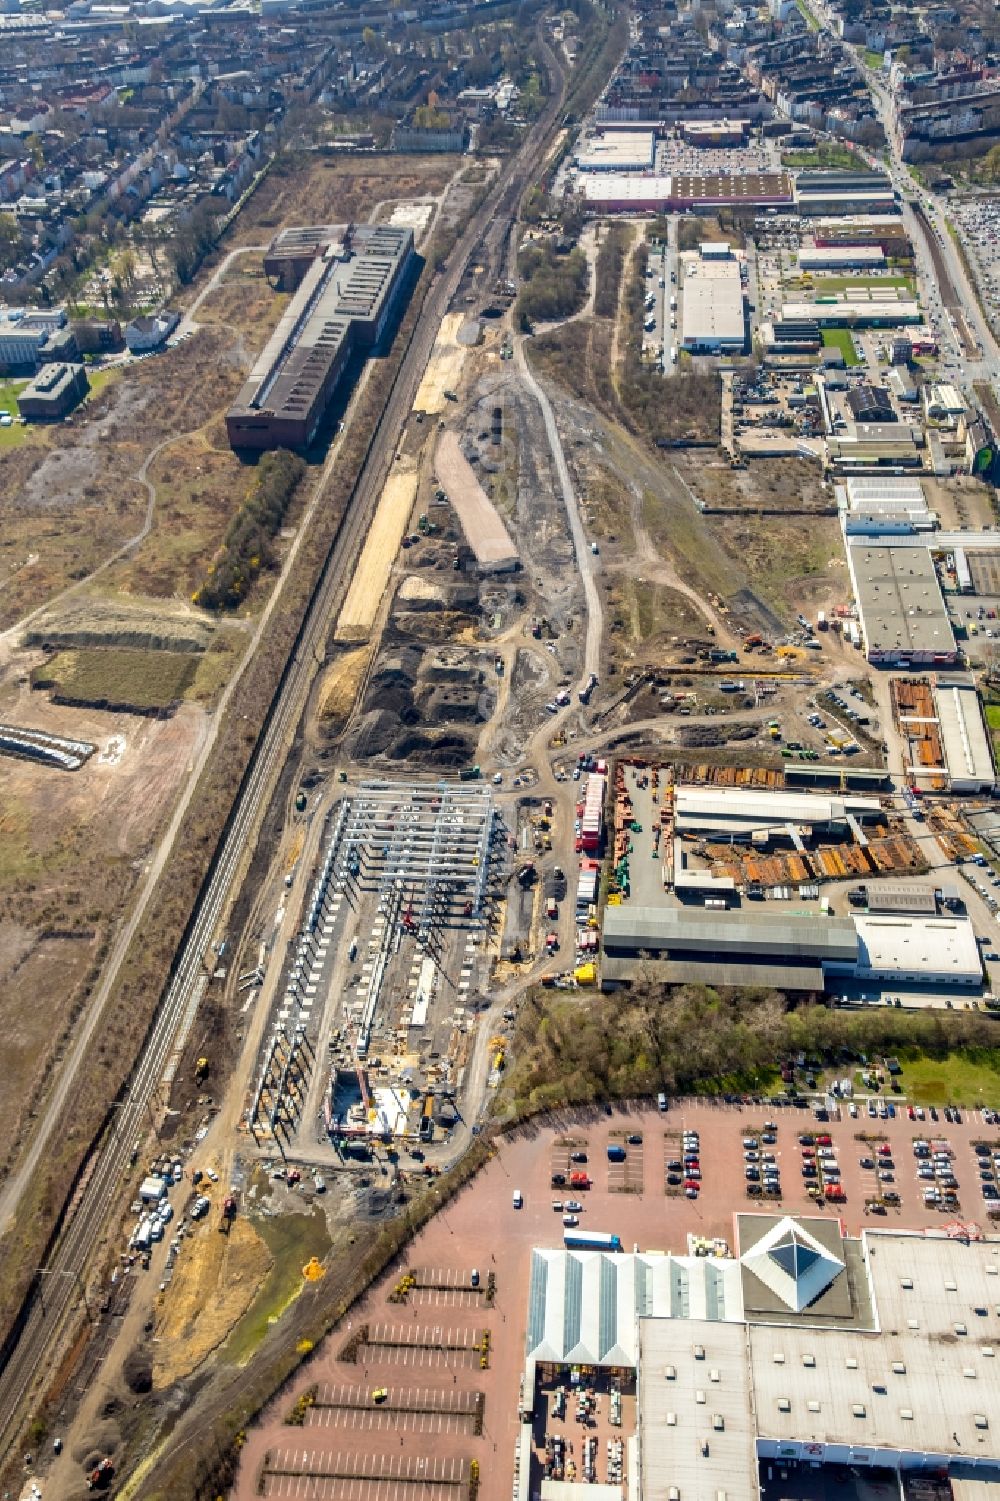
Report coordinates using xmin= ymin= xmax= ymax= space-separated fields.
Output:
xmin=844 ymin=476 xmax=927 ymax=511
xmin=681 ymin=257 xmax=745 ymax=346
xmin=575 ymin=131 xmax=655 ymax=169
xmin=638 ymin=1318 xmax=757 ymax=1501
xmin=526 ymin=1250 xmax=744 ymax=1371
xmin=674 ymin=786 xmax=880 ymax=827
xmin=799 ymin=245 xmax=885 ymax=266
xmin=740 ymin=1217 xmax=845 ymax=1312
xmin=934 ymin=680 xmax=996 ymax=790
xmin=581 ymin=174 xmax=673 ymax=203
xmin=782 ymin=300 xmax=921 ymax=323
xmin=750 ymin=1311 xmax=1000 ymax=1457
xmin=852 ymin=914 xmax=982 ymax=981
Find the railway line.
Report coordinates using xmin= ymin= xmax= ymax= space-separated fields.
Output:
xmin=0 ymin=37 xmax=568 ymax=1467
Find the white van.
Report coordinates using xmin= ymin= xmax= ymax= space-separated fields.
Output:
xmin=513 ymin=1189 xmax=523 ymax=1209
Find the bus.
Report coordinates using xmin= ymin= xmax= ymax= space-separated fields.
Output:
xmin=564 ymin=1230 xmax=622 ymax=1252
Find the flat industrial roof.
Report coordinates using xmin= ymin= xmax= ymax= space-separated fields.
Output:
xmin=799 ymin=245 xmax=885 ymax=267
xmin=581 ymin=174 xmax=673 ymax=203
xmin=848 ymin=542 xmax=957 ymax=659
xmin=865 ymin=881 xmax=938 ymax=915
xmin=782 ymin=300 xmax=921 ymax=323
xmin=674 ymin=786 xmax=882 ymax=825
xmin=934 ymin=679 xmax=996 ymax=789
xmin=638 ymin=1319 xmax=758 ymax=1501
xmin=843 ymin=476 xmax=928 ymax=513
xmin=851 ymin=914 xmax=982 ymax=980
xmin=575 ymin=130 xmax=655 ymax=169
xmin=681 ymin=257 xmax=745 ymax=346
xmin=602 ymin=906 xmax=859 ymax=962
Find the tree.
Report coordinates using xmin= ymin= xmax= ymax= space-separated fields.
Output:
xmin=0 ymin=212 xmax=20 ymax=273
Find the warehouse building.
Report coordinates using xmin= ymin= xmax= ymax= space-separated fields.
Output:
xmin=575 ymin=130 xmax=656 ymax=172
xmin=794 ymin=170 xmax=898 ymax=216
xmin=16 ymin=360 xmax=89 ymax=420
xmin=811 ymin=216 xmax=911 ymax=254
xmin=827 ymin=423 xmax=924 ymax=472
xmin=798 ymin=244 xmax=886 ymax=271
xmin=601 ymin=906 xmax=858 ymax=991
xmin=518 ymin=1224 xmax=1000 ymax=1501
xmin=226 ymin=224 xmax=415 ymax=451
xmin=837 ymin=476 xmax=934 ymax=535
xmin=846 ymin=383 xmax=896 ymax=424
xmin=682 ymin=120 xmax=750 ymax=147
xmin=580 ymin=172 xmax=793 ymax=215
xmin=673 ymin=786 xmax=883 ymax=839
xmin=933 ymin=678 xmax=996 ymax=793
xmin=601 ymin=901 xmax=981 ymax=991
xmin=847 ymin=542 xmax=959 ymax=666
xmin=680 ymin=254 xmax=746 ymax=352
xmin=781 ymin=299 xmax=921 ymax=327
xmin=835 ymin=913 xmax=982 ymax=985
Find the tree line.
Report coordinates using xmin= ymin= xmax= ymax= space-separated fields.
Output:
xmin=194 ymin=449 xmax=306 ymax=611
xmin=503 ymin=980 xmax=1000 ymax=1120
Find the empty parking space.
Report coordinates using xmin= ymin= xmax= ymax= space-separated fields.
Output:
xmin=315 ymin=1384 xmax=482 ymax=1417
xmin=263 ymin=1478 xmax=458 ymax=1501
xmin=409 ymin=1288 xmax=482 ymax=1310
xmin=261 ymin=1449 xmax=467 ymax=1501
xmin=307 ymin=1409 xmax=473 ymax=1436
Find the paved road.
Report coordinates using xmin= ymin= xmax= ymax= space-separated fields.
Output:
xmin=0 ymin=42 xmax=574 ymax=1465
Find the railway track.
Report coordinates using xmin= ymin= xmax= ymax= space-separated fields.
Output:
xmin=0 ymin=39 xmax=567 ymax=1464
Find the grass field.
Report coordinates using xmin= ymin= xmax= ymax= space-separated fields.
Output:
xmin=894 ymin=1048 xmax=1000 ymax=1108
xmin=821 ymin=327 xmax=861 ymax=366
xmin=222 ymin=1203 xmax=332 ymax=1366
xmin=0 ymin=380 xmax=30 ymax=450
xmin=34 ymin=647 xmax=196 ymax=710
xmin=781 ymin=144 xmax=864 ymax=170
xmin=985 ymin=704 xmax=1000 ymax=729
xmin=813 ymin=274 xmax=915 ymax=294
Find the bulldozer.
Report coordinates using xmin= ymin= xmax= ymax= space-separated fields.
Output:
xmin=195 ymin=1056 xmax=209 ymax=1083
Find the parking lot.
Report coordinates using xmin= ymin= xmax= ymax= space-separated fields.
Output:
xmin=951 ymin=196 xmax=1000 ymax=338
xmin=235 ymin=1099 xmax=1000 ymax=1501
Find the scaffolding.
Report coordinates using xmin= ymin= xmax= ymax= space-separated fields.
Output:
xmin=336 ymin=781 xmax=495 ymax=935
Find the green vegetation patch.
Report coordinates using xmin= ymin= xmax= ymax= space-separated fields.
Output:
xmin=194 ymin=448 xmax=306 ymax=611
xmin=781 ymin=143 xmax=868 ymax=170
xmin=812 ymin=274 xmax=915 ymax=294
xmin=223 ymin=1204 xmax=332 ymax=1366
xmin=516 ymin=238 xmax=589 ymax=328
xmin=594 ymin=223 xmax=632 ymax=320
xmin=33 ymin=647 xmax=196 ymax=711
xmin=502 ymin=986 xmax=1000 ymax=1120
xmin=893 ymin=1047 xmax=1000 ymax=1108
xmin=821 ymin=327 xmax=861 ymax=366
xmin=985 ymin=704 xmax=1000 ymax=729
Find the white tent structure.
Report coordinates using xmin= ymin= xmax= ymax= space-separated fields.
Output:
xmin=740 ymin=1217 xmax=844 ymax=1312
xmin=525 ymin=1249 xmax=744 ymax=1376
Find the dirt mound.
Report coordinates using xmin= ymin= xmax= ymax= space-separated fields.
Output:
xmin=346 ymin=708 xmax=401 ymax=760
xmin=388 ymin=730 xmax=475 ymax=765
xmin=26 ymin=597 xmax=214 ymax=655
xmin=396 ymin=575 xmax=447 ymax=609
xmin=153 ymin=1215 xmax=272 ymax=1387
xmin=71 ymin=1418 xmax=121 ymax=1464
xmin=319 ymin=647 xmax=371 ymax=726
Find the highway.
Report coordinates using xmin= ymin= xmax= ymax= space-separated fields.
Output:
xmin=0 ymin=46 xmax=569 ymax=1462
